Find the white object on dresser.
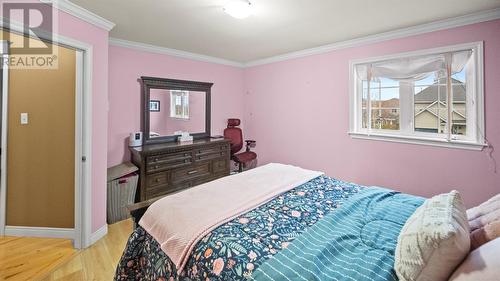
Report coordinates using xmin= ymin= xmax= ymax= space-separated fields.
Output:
xmin=177 ymin=131 xmax=193 ymax=143
xmin=129 ymin=132 xmax=143 ymax=147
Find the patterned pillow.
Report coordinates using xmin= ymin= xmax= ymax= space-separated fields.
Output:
xmin=394 ymin=190 xmax=470 ymax=281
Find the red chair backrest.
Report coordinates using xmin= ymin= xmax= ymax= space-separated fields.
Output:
xmin=223 ymin=119 xmax=243 ymax=155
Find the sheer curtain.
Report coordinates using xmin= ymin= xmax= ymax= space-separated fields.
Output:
xmin=356 ymin=50 xmax=472 ymax=82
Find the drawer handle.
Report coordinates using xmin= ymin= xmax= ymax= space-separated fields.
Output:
xmin=155 ymin=178 xmax=161 ymax=182
xmin=187 ymin=170 xmax=198 ymax=175
xmin=154 ymin=157 xmax=159 ymax=162
xmin=155 ymin=165 xmax=159 ymax=169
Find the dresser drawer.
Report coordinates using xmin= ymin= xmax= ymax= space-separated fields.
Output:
xmin=171 ymin=163 xmax=210 ymax=183
xmin=148 ymin=179 xmax=196 ymax=198
xmin=195 ymin=150 xmax=227 ymax=162
xmin=147 ymin=150 xmax=192 ymax=163
xmin=147 ymin=172 xmax=168 ymax=187
xmin=213 ymin=158 xmax=229 ymax=173
xmin=146 ymin=158 xmax=193 ymax=174
xmin=195 ymin=144 xmax=228 ymax=156
xmin=146 ymin=151 xmax=193 ymax=173
xmin=146 ymin=184 xmax=172 ymax=199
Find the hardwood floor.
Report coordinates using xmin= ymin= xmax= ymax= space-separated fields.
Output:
xmin=0 ymin=236 xmax=76 ymax=281
xmin=0 ymin=219 xmax=133 ymax=281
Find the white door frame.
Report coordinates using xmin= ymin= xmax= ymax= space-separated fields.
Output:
xmin=0 ymin=24 xmax=93 ymax=249
xmin=0 ymin=41 xmax=9 ymax=237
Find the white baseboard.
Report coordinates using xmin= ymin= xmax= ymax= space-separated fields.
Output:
xmin=89 ymin=224 xmax=108 ymax=245
xmin=4 ymin=226 xmax=75 ymax=239
xmin=3 ymin=224 xmax=108 ymax=247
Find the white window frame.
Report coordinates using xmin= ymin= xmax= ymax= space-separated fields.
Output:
xmin=349 ymin=42 xmax=485 ymax=151
xmin=170 ymin=90 xmax=190 ymax=119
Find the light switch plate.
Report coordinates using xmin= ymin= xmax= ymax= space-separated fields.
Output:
xmin=20 ymin=112 xmax=28 ymax=124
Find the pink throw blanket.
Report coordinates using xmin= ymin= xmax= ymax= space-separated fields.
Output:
xmin=139 ymin=163 xmax=323 ymax=273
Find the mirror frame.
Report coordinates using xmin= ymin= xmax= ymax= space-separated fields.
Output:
xmin=141 ymin=76 xmax=212 ymax=144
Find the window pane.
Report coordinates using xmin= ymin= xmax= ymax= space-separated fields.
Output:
xmin=369 ymin=78 xmax=400 ymax=130
xmin=451 ymin=68 xmax=467 ymax=135
xmin=362 ymin=108 xmax=368 ymax=129
xmin=362 ymin=81 xmax=368 ymax=128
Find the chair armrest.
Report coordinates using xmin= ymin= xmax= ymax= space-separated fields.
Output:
xmin=245 ymin=140 xmax=256 ymax=151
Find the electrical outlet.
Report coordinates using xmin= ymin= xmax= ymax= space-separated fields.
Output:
xmin=20 ymin=113 xmax=28 ymax=125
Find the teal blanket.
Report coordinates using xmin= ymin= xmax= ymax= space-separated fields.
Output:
xmin=250 ymin=187 xmax=424 ymax=281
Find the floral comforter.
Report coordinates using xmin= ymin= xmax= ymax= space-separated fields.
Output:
xmin=115 ymin=175 xmax=361 ymax=281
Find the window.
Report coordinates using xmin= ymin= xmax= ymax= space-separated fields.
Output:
xmin=170 ymin=90 xmax=189 ymax=119
xmin=349 ymin=42 xmax=485 ymax=150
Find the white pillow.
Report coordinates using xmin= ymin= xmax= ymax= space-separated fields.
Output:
xmin=395 ymin=190 xmax=470 ymax=281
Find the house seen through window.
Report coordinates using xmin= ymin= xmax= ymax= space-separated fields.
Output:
xmin=414 ymin=71 xmax=467 ymax=135
xmin=362 ymin=78 xmax=400 ymax=130
xmin=170 ymin=90 xmax=189 ymax=119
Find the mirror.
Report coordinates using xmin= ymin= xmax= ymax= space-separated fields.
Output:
xmin=149 ymin=89 xmax=206 ymax=137
xmin=142 ymin=77 xmax=212 ymax=144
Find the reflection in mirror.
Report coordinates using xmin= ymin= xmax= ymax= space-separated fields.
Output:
xmin=149 ymin=89 xmax=206 ymax=138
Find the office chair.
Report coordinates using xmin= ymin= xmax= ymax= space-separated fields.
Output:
xmin=223 ymin=118 xmax=257 ymax=172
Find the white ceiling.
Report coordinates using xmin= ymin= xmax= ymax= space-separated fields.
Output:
xmin=71 ymin=0 xmax=500 ymax=63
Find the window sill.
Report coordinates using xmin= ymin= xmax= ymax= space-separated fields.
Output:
xmin=348 ymin=131 xmax=486 ymax=151
xmin=170 ymin=117 xmax=190 ymax=121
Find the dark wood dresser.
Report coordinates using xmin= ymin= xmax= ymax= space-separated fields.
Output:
xmin=130 ymin=138 xmax=231 ymax=202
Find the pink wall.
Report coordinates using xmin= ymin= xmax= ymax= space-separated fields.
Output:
xmin=243 ymin=19 xmax=500 ymax=207
xmin=107 ymin=46 xmax=245 ymax=167
xmin=54 ymin=11 xmax=109 ymax=233
xmin=149 ymin=90 xmax=170 ymax=136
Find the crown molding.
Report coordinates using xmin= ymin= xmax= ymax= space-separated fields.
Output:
xmin=109 ymin=37 xmax=244 ymax=67
xmin=41 ymin=0 xmax=115 ymax=31
xmin=0 ymin=17 xmax=93 ymax=51
xmin=244 ymin=8 xmax=500 ymax=67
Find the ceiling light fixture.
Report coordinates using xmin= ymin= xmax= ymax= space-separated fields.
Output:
xmin=223 ymin=0 xmax=253 ymax=19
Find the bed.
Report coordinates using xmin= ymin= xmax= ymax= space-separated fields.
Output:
xmin=116 ymin=173 xmax=364 ymax=280
xmin=114 ymin=163 xmax=498 ymax=281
